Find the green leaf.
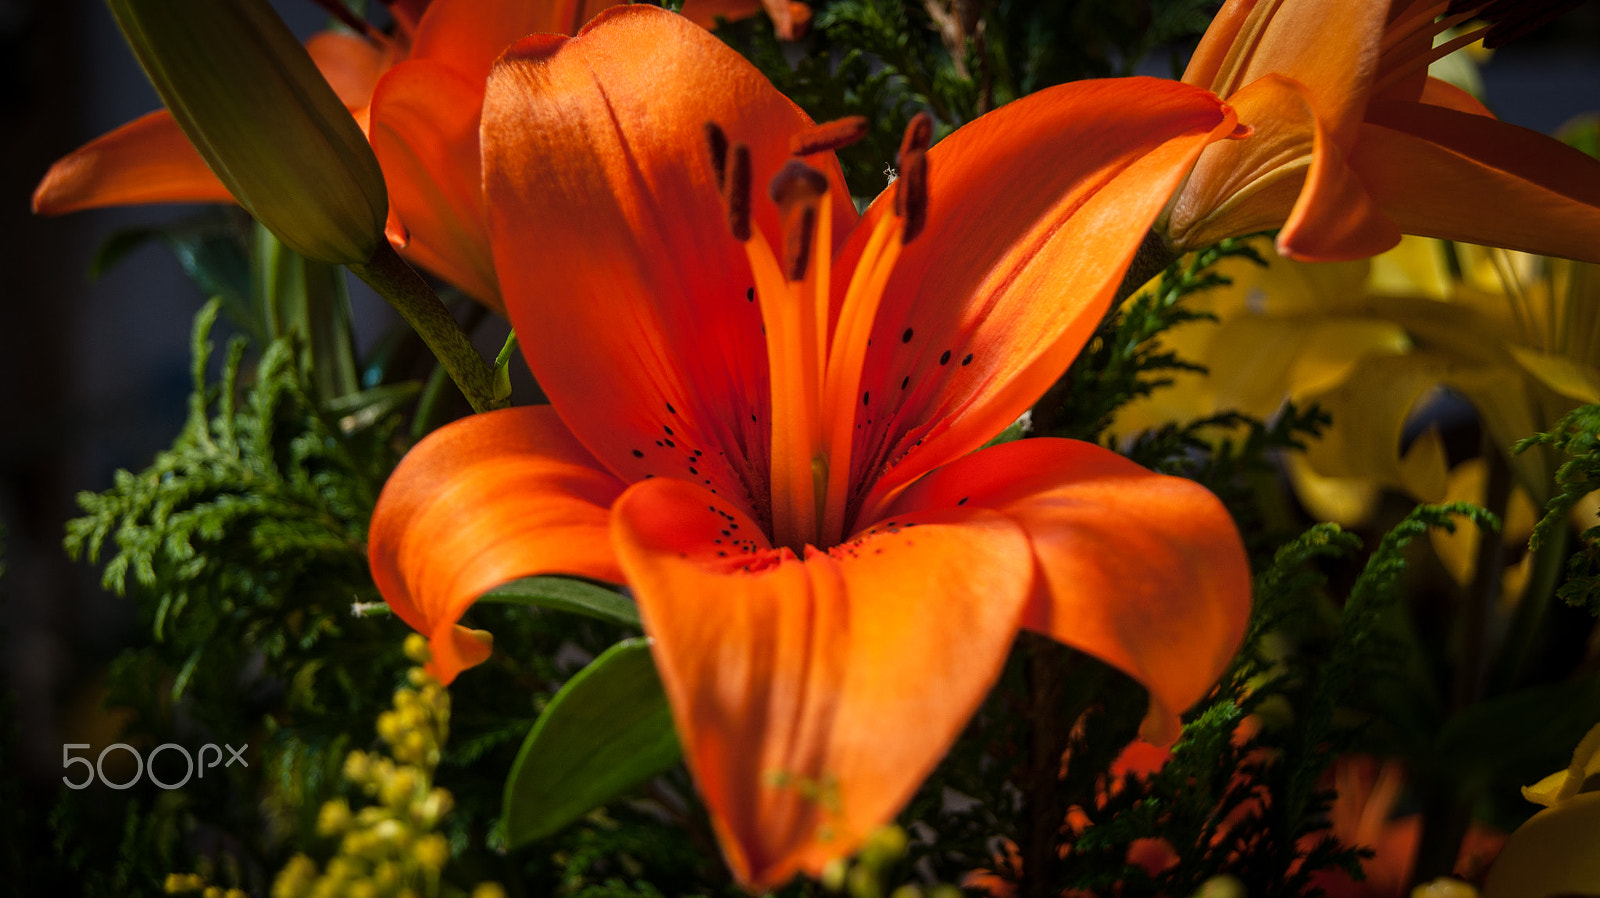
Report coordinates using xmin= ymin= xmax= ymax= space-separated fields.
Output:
xmin=502 ymin=638 xmax=679 ymax=847
xmin=1434 ymin=672 xmax=1600 ymax=786
xmin=480 ymin=576 xmax=640 ymax=628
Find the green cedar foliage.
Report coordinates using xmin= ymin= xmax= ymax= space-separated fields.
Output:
xmin=737 ymin=0 xmax=1226 ymax=198
xmin=1515 ymin=403 xmax=1600 ymax=616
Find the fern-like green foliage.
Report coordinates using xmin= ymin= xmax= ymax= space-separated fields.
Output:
xmin=65 ymin=300 xmax=402 ymax=711
xmin=1514 ymin=403 xmax=1600 ymax=615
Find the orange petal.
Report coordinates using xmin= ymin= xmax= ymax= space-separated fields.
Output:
xmin=1170 ymin=73 xmax=1399 ymax=262
xmin=306 ymin=31 xmax=393 ymax=109
xmin=410 ymin=0 xmax=624 ymax=86
xmin=32 ymin=110 xmax=234 ymax=214
xmin=1274 ymin=79 xmax=1401 ymax=261
xmin=835 ymin=78 xmax=1237 ymax=520
xmin=1353 ymin=100 xmax=1600 ymax=264
xmin=1198 ymin=0 xmax=1386 ymax=149
xmin=368 ymin=59 xmax=500 ymax=309
xmin=481 ymin=6 xmax=854 ymax=513
xmin=1417 ymin=75 xmax=1494 ymax=118
xmin=368 ymin=405 xmax=627 ymax=683
xmin=882 ymin=438 xmax=1251 ymax=745
xmin=1180 ymin=0 xmax=1259 ymax=92
xmin=613 ymin=476 xmax=1033 ymax=889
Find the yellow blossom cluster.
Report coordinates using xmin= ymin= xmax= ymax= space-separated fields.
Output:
xmin=266 ymin=634 xmax=504 ymax=898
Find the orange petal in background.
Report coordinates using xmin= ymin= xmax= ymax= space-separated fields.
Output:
xmin=32 ymin=110 xmax=234 ymax=214
xmin=368 ymin=406 xmax=627 ymax=683
xmin=1355 ymin=100 xmax=1600 ymax=265
xmin=884 ymin=438 xmax=1252 ymax=745
xmin=613 ymin=475 xmax=1034 ymax=889
xmin=836 ymin=77 xmax=1238 ymax=519
xmin=368 ymin=59 xmax=501 ymax=309
xmin=409 ymin=0 xmax=623 ymax=86
xmin=305 ymin=30 xmax=393 ymax=109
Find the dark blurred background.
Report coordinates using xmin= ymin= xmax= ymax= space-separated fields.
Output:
xmin=1 ymin=0 xmax=1599 ymax=794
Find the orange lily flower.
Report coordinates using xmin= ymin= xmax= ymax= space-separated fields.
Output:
xmin=1310 ymin=757 xmax=1504 ymax=898
xmin=32 ymin=0 xmax=624 ymax=310
xmin=1163 ymin=0 xmax=1600 ymax=263
xmin=369 ymin=6 xmax=1251 ymax=888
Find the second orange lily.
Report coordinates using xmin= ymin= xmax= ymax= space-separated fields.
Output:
xmin=369 ymin=6 xmax=1253 ymax=889
xmin=1164 ymin=0 xmax=1600 ymax=263
xmin=32 ymin=0 xmax=623 ymax=309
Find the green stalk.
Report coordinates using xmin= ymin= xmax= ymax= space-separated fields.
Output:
xmin=1413 ymin=440 xmax=1511 ymax=883
xmin=349 ymin=242 xmax=503 ymax=414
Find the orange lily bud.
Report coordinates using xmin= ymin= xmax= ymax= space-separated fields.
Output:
xmin=107 ymin=0 xmax=388 ymax=264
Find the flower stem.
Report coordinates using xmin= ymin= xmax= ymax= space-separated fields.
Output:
xmin=1114 ymin=228 xmax=1179 ymax=306
xmin=1414 ymin=439 xmax=1511 ymax=883
xmin=349 ymin=242 xmax=504 ymax=414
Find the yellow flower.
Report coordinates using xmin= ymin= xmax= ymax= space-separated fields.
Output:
xmin=1481 ymin=721 xmax=1600 ymax=896
xmin=1116 ymin=236 xmax=1600 ymax=513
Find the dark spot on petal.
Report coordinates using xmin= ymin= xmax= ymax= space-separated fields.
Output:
xmin=645 ymin=473 xmax=655 ymax=478
xmin=689 ymin=467 xmax=699 ymax=475
xmin=746 ymin=286 xmax=755 ymax=302
xmin=862 ymin=391 xmax=870 ymax=406
xmin=900 ymin=376 xmax=910 ymax=390
xmin=962 ymin=353 xmax=973 ymax=366
xmin=957 ymin=496 xmax=969 ymax=506
xmin=632 ymin=449 xmax=644 ymax=458
xmin=667 ymin=402 xmax=677 ymax=414
xmin=665 ymin=439 xmax=676 ymax=447
xmin=939 ymin=349 xmax=951 ymax=365
xmin=664 ymin=425 xmax=674 ymax=436
xmin=901 ymin=327 xmax=914 ymax=343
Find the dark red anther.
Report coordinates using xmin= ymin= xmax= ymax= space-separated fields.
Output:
xmin=895 ymin=151 xmax=927 ymax=245
xmin=768 ymin=159 xmax=830 ymax=205
xmin=725 ymin=143 xmax=752 ymax=242
xmin=897 ymin=112 xmax=933 ymax=167
xmin=705 ymin=122 xmax=729 ymax=192
xmin=789 ymin=116 xmax=870 ymax=156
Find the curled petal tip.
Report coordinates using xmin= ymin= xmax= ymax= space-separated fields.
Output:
xmin=424 ymin=624 xmax=494 ymax=685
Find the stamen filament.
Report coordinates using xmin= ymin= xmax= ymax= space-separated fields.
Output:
xmin=745 ymin=231 xmax=820 ymax=551
xmin=819 ymin=210 xmax=905 ymax=545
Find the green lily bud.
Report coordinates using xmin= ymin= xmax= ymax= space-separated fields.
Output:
xmin=107 ymin=0 xmax=387 ymax=264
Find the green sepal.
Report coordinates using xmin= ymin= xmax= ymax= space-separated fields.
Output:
xmin=107 ymin=0 xmax=387 ymax=263
xmin=501 ymin=638 xmax=680 ymax=847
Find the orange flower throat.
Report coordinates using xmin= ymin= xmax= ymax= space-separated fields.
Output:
xmin=705 ymin=115 xmax=930 ymax=553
